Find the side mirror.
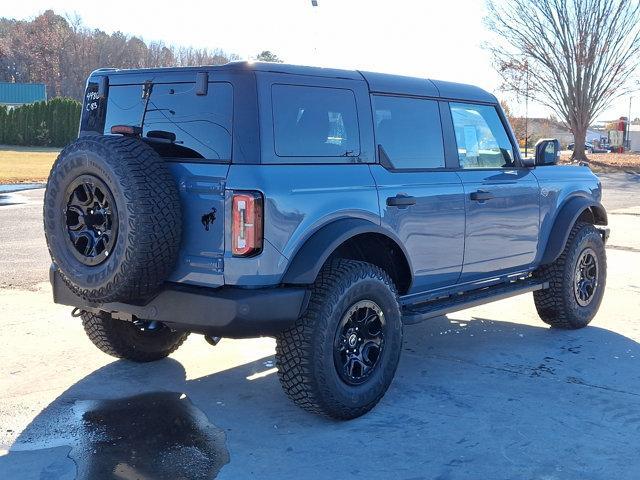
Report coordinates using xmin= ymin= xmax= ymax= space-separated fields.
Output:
xmin=535 ymin=138 xmax=560 ymax=166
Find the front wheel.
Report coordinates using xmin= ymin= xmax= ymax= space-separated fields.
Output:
xmin=276 ymin=259 xmax=403 ymax=419
xmin=82 ymin=311 xmax=189 ymax=362
xmin=534 ymin=222 xmax=606 ymax=329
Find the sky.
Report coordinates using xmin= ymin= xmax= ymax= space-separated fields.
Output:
xmin=4 ymin=0 xmax=636 ymax=122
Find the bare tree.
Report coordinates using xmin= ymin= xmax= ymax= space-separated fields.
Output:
xmin=486 ymin=0 xmax=640 ymax=161
xmin=500 ymin=99 xmax=527 ymax=146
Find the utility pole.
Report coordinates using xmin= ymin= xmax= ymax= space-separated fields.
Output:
xmin=524 ymin=60 xmax=529 ymax=158
xmin=310 ymin=0 xmax=319 ymax=60
xmin=627 ymin=96 xmax=633 ymax=151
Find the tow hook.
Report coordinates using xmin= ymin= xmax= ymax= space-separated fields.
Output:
xmin=597 ymin=227 xmax=610 ymax=244
xmin=205 ymin=335 xmax=221 ymax=346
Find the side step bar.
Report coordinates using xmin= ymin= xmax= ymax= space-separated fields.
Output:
xmin=402 ymin=278 xmax=548 ymax=325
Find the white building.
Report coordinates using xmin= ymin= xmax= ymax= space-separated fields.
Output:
xmin=629 ymin=125 xmax=640 ymax=152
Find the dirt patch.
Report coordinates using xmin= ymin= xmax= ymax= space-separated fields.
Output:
xmin=560 ymin=152 xmax=640 ymax=173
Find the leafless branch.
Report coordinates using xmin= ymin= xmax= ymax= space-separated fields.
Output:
xmin=486 ymin=0 xmax=640 ymax=159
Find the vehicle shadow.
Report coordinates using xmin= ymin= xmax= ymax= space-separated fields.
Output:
xmin=3 ymin=315 xmax=640 ymax=480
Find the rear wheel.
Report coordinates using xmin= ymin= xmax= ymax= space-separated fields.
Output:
xmin=82 ymin=311 xmax=189 ymax=362
xmin=534 ymin=222 xmax=606 ymax=329
xmin=276 ymin=259 xmax=403 ymax=419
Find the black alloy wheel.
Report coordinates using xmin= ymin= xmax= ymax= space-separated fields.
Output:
xmin=573 ymin=247 xmax=599 ymax=307
xmin=333 ymin=300 xmax=386 ymax=386
xmin=64 ymin=175 xmax=117 ymax=266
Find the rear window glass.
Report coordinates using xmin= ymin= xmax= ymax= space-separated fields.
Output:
xmin=103 ymin=85 xmax=144 ymax=132
xmin=271 ymin=84 xmax=360 ymax=157
xmin=104 ymin=82 xmax=233 ymax=161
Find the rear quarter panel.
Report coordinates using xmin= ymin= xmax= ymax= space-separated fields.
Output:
xmin=532 ymin=165 xmax=602 ymax=263
xmin=224 ymin=164 xmax=380 ymax=286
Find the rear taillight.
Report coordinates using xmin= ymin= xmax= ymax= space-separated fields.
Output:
xmin=231 ymin=191 xmax=263 ymax=257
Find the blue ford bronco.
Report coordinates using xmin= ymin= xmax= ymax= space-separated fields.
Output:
xmin=44 ymin=62 xmax=608 ymax=419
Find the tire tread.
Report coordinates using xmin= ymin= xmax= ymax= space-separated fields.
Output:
xmin=81 ymin=311 xmax=188 ymax=362
xmin=44 ymin=135 xmax=181 ymax=303
xmin=534 ymin=222 xmax=606 ymax=329
xmin=276 ymin=259 xmax=401 ymax=419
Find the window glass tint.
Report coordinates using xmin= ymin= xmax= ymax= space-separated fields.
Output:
xmin=373 ymin=96 xmax=444 ymax=169
xmin=81 ymin=80 xmax=107 ymax=133
xmin=272 ymin=84 xmax=360 ymax=157
xmin=449 ymin=103 xmax=514 ymax=169
xmin=104 ymin=85 xmax=145 ymax=132
xmin=104 ymin=82 xmax=233 ymax=160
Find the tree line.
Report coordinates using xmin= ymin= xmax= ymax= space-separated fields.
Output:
xmin=0 ymin=10 xmax=242 ymax=101
xmin=0 ymin=98 xmax=80 ymax=147
xmin=0 ymin=10 xmax=282 ymax=147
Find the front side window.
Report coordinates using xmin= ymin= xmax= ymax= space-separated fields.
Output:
xmin=449 ymin=103 xmax=514 ymax=169
xmin=373 ymin=95 xmax=444 ymax=169
xmin=272 ymin=84 xmax=360 ymax=157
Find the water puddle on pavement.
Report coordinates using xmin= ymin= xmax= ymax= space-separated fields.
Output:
xmin=71 ymin=392 xmax=229 ymax=479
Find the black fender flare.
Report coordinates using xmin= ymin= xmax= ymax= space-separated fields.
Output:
xmin=281 ymin=218 xmax=413 ymax=286
xmin=540 ymin=196 xmax=608 ymax=265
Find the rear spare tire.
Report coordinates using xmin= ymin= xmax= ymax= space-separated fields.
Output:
xmin=44 ymin=135 xmax=181 ymax=303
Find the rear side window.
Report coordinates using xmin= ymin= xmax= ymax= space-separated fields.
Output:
xmin=104 ymin=82 xmax=233 ymax=161
xmin=271 ymin=84 xmax=360 ymax=157
xmin=449 ymin=102 xmax=514 ymax=169
xmin=373 ymin=95 xmax=444 ymax=169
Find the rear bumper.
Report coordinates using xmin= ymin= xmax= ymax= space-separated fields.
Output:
xmin=51 ymin=266 xmax=309 ymax=338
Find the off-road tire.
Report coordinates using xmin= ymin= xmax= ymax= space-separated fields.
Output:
xmin=82 ymin=311 xmax=189 ymax=362
xmin=276 ymin=259 xmax=403 ymax=420
xmin=534 ymin=222 xmax=606 ymax=329
xmin=43 ymin=135 xmax=181 ymax=303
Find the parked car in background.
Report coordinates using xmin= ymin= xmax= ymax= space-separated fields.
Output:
xmin=568 ymin=142 xmax=609 ymax=153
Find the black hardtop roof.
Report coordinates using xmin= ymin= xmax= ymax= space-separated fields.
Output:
xmin=95 ymin=61 xmax=496 ymax=103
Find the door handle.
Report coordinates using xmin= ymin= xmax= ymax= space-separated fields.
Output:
xmin=470 ymin=190 xmax=494 ymax=201
xmin=386 ymin=194 xmax=416 ymax=207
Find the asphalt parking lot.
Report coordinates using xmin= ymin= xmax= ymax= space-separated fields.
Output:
xmin=1 ymin=173 xmax=639 ymax=479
